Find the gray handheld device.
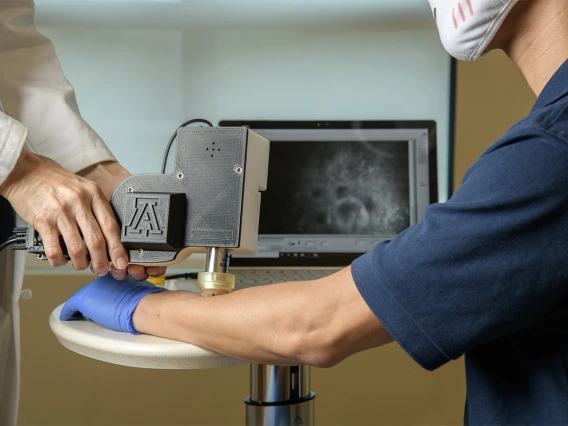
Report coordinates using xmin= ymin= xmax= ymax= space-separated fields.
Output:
xmin=11 ymin=126 xmax=269 ymax=296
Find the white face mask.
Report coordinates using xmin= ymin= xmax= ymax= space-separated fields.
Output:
xmin=428 ymin=0 xmax=519 ymax=61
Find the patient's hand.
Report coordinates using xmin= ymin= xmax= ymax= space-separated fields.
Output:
xmin=60 ymin=274 xmax=168 ymax=333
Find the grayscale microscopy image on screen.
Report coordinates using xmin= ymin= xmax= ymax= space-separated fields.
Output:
xmin=259 ymin=141 xmax=410 ymax=235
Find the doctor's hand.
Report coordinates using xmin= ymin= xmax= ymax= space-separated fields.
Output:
xmin=77 ymin=160 xmax=168 ymax=281
xmin=60 ymin=274 xmax=168 ymax=333
xmin=0 ymin=149 xmax=129 ymax=275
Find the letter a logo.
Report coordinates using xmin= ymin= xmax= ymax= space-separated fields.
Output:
xmin=125 ymin=198 xmax=163 ymax=237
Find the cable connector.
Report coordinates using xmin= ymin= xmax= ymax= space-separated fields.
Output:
xmin=0 ymin=227 xmax=27 ymax=253
xmin=9 ymin=225 xmax=68 ymax=261
xmin=11 ymin=227 xmax=28 ymax=250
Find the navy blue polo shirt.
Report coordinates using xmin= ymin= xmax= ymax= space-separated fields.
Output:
xmin=352 ymin=58 xmax=568 ymax=425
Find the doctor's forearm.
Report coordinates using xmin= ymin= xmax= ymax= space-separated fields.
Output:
xmin=132 ymin=266 xmax=392 ymax=367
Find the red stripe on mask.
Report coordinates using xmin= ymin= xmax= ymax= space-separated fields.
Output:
xmin=458 ymin=2 xmax=466 ymax=21
xmin=466 ymin=0 xmax=474 ymax=15
xmin=453 ymin=8 xmax=458 ymax=28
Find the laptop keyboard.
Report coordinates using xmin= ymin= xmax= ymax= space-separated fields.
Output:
xmin=232 ymin=269 xmax=337 ymax=285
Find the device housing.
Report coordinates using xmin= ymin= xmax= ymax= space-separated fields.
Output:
xmin=110 ymin=127 xmax=269 ymax=265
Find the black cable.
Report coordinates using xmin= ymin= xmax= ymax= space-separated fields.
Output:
xmin=0 ymin=237 xmax=18 ymax=253
xmin=1 ymin=228 xmax=30 ymax=253
xmin=161 ymin=119 xmax=214 ymax=174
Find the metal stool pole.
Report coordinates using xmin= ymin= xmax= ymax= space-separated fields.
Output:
xmin=245 ymin=364 xmax=315 ymax=425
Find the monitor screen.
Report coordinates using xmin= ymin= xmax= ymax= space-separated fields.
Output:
xmin=260 ymin=140 xmax=411 ymax=236
xmin=221 ymin=122 xmax=437 ymax=266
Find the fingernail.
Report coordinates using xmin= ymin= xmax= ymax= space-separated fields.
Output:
xmin=97 ymin=269 xmax=109 ymax=277
xmin=116 ymin=257 xmax=128 ymax=270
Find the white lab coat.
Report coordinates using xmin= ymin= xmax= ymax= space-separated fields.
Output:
xmin=0 ymin=1 xmax=115 ymax=424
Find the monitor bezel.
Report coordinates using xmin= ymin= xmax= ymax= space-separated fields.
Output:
xmin=219 ymin=120 xmax=438 ymax=268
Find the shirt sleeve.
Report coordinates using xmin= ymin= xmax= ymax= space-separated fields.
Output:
xmin=0 ymin=111 xmax=26 ymax=185
xmin=351 ymin=130 xmax=568 ymax=371
xmin=0 ymin=1 xmax=115 ymax=173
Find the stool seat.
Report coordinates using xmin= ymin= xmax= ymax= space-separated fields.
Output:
xmin=50 ymin=303 xmax=247 ymax=370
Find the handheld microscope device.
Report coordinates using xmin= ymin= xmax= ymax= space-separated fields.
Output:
xmin=110 ymin=124 xmax=269 ymax=297
xmin=6 ymin=123 xmax=269 ymax=297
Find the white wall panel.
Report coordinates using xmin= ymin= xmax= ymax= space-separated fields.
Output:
xmin=35 ymin=1 xmax=452 ymax=200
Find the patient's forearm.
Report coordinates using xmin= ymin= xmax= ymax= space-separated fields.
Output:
xmin=132 ymin=266 xmax=392 ymax=367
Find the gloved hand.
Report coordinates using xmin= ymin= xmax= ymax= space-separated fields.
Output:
xmin=60 ymin=274 xmax=168 ymax=334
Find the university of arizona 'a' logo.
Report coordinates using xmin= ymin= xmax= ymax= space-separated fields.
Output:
xmin=125 ymin=198 xmax=163 ymax=237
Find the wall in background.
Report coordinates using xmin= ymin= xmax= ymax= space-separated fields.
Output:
xmin=34 ymin=2 xmax=452 ymax=200
xmin=453 ymin=50 xmax=536 ymax=190
xmin=39 ymin=25 xmax=452 ymax=192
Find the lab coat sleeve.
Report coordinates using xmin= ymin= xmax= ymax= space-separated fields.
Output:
xmin=0 ymin=111 xmax=26 ymax=186
xmin=0 ymin=0 xmax=116 ymax=174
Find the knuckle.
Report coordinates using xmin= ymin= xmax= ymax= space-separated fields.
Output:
xmin=84 ymin=182 xmax=101 ymax=198
xmin=51 ymin=197 xmax=66 ymax=211
xmin=44 ymin=247 xmax=61 ymax=260
xmin=74 ymin=197 xmax=90 ymax=212
xmin=64 ymin=187 xmax=87 ymax=205
xmin=67 ymin=242 xmax=86 ymax=258
xmin=68 ymin=185 xmax=82 ymax=198
xmin=101 ymin=215 xmax=119 ymax=232
xmin=109 ymin=243 xmax=126 ymax=256
xmin=59 ymin=186 xmax=82 ymax=204
xmin=33 ymin=216 xmax=48 ymax=230
xmin=49 ymin=193 xmax=75 ymax=215
xmin=76 ymin=211 xmax=94 ymax=225
xmin=88 ymin=232 xmax=106 ymax=250
xmin=34 ymin=212 xmax=54 ymax=229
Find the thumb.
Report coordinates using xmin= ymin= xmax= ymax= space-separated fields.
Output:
xmin=59 ymin=299 xmax=81 ymax=321
xmin=59 ymin=292 xmax=84 ymax=321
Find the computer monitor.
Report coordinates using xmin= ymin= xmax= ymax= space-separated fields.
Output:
xmin=220 ymin=121 xmax=437 ymax=267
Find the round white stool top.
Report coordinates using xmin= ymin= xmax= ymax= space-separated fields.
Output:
xmin=50 ymin=303 xmax=248 ymax=370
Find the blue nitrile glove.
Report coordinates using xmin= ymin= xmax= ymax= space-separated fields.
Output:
xmin=60 ymin=274 xmax=168 ymax=334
